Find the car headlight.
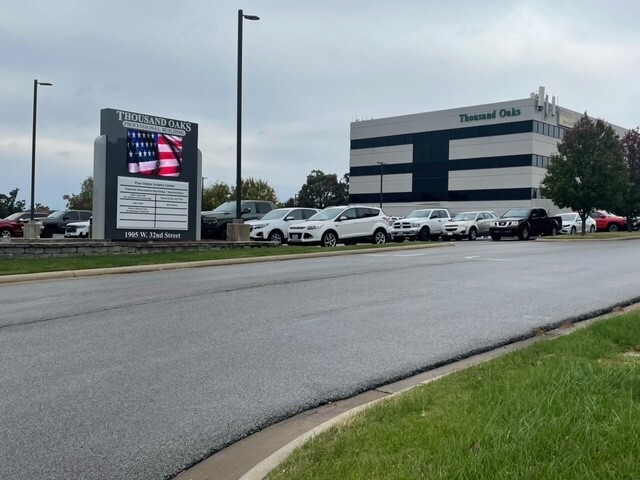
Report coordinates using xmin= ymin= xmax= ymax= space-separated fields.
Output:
xmin=252 ymin=223 xmax=267 ymax=229
xmin=410 ymin=222 xmax=420 ymax=228
xmin=306 ymin=225 xmax=320 ymax=230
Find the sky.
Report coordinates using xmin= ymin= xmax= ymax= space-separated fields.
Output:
xmin=1 ymin=0 xmax=639 ymax=211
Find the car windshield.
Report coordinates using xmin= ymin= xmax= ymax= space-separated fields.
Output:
xmin=309 ymin=207 xmax=344 ymax=221
xmin=47 ymin=210 xmax=66 ymax=219
xmin=453 ymin=212 xmax=476 ymax=221
xmin=258 ymin=209 xmax=288 ymax=221
xmin=502 ymin=208 xmax=530 ymax=218
xmin=406 ymin=210 xmax=431 ymax=218
xmin=210 ymin=202 xmax=236 ymax=214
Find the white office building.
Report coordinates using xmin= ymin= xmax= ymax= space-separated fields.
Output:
xmin=349 ymin=87 xmax=627 ymax=217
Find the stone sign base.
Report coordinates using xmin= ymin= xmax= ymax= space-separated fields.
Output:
xmin=23 ymin=222 xmax=42 ymax=239
xmin=227 ymin=222 xmax=250 ymax=242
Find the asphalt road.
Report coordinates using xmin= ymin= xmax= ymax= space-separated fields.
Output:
xmin=2 ymin=239 xmax=639 ymax=479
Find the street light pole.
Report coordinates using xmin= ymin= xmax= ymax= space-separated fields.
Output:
xmin=236 ymin=9 xmax=260 ymax=220
xmin=30 ymin=79 xmax=53 ymax=221
xmin=376 ymin=161 xmax=386 ymax=209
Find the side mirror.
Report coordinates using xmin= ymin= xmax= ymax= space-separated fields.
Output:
xmin=285 ymin=216 xmax=295 ymax=221
xmin=339 ymin=215 xmax=348 ymax=221
xmin=241 ymin=207 xmax=251 ymax=214
xmin=63 ymin=216 xmax=70 ymax=221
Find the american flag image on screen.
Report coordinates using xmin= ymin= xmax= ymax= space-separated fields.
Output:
xmin=126 ymin=129 xmax=183 ymax=176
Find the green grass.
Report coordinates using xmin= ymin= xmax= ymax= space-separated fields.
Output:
xmin=0 ymin=242 xmax=440 ymax=276
xmin=268 ymin=312 xmax=640 ymax=480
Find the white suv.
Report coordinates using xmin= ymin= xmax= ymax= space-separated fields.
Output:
xmin=390 ymin=208 xmax=450 ymax=241
xmin=288 ymin=205 xmax=389 ymax=247
xmin=246 ymin=207 xmax=319 ymax=244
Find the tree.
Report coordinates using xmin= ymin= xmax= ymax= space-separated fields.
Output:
xmin=619 ymin=128 xmax=640 ymax=230
xmin=539 ymin=115 xmax=628 ymax=235
xmin=232 ymin=177 xmax=278 ymax=204
xmin=64 ymin=176 xmax=93 ymax=210
xmin=296 ymin=170 xmax=349 ymax=209
xmin=202 ymin=177 xmax=278 ymax=210
xmin=202 ymin=181 xmax=233 ymax=210
xmin=0 ymin=188 xmax=26 ymax=219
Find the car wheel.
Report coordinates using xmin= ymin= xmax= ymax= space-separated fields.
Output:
xmin=268 ymin=230 xmax=284 ymax=245
xmin=468 ymin=228 xmax=477 ymax=241
xmin=549 ymin=225 xmax=558 ymax=236
xmin=519 ymin=226 xmax=530 ymax=240
xmin=372 ymin=229 xmax=387 ymax=245
xmin=608 ymin=223 xmax=619 ymax=232
xmin=418 ymin=226 xmax=431 ymax=241
xmin=0 ymin=228 xmax=12 ymax=238
xmin=490 ymin=233 xmax=501 ymax=241
xmin=321 ymin=231 xmax=338 ymax=247
xmin=589 ymin=225 xmax=596 ymax=233
xmin=570 ymin=226 xmax=576 ymax=235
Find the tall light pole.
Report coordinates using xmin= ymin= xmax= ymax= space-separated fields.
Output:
xmin=376 ymin=161 xmax=386 ymax=209
xmin=30 ymin=79 xmax=53 ymax=221
xmin=236 ymin=9 xmax=260 ymax=220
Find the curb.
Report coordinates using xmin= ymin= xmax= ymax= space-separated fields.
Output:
xmin=235 ymin=307 xmax=630 ymax=480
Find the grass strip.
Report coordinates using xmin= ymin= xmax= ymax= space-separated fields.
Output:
xmin=268 ymin=312 xmax=640 ymax=480
xmin=0 ymin=242 xmax=435 ymax=276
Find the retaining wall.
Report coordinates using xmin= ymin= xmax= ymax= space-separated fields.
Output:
xmin=0 ymin=239 xmax=269 ymax=260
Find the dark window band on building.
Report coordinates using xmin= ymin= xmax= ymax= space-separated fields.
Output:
xmin=350 ymin=186 xmax=535 ymax=205
xmin=351 ymin=120 xmax=565 ymax=152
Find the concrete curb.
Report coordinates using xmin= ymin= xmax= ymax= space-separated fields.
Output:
xmin=235 ymin=308 xmax=627 ymax=480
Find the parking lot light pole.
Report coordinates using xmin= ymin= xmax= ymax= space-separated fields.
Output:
xmin=30 ymin=79 xmax=53 ymax=221
xmin=236 ymin=9 xmax=260 ymax=220
xmin=376 ymin=161 xmax=386 ymax=209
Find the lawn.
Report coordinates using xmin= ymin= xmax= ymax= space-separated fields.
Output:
xmin=0 ymin=242 xmax=444 ymax=276
xmin=268 ymin=311 xmax=640 ymax=480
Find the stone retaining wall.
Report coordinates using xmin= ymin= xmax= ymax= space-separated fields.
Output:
xmin=0 ymin=239 xmax=268 ymax=259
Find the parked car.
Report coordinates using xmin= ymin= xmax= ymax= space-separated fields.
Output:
xmin=389 ymin=208 xmax=451 ymax=242
xmin=559 ymin=212 xmax=596 ymax=234
xmin=246 ymin=207 xmax=320 ymax=244
xmin=288 ymin=205 xmax=389 ymax=247
xmin=201 ymin=200 xmax=275 ymax=240
xmin=64 ymin=219 xmax=91 ymax=238
xmin=40 ymin=210 xmax=93 ymax=238
xmin=489 ymin=208 xmax=562 ymax=241
xmin=588 ymin=210 xmax=627 ymax=232
xmin=441 ymin=211 xmax=498 ymax=241
xmin=0 ymin=212 xmax=48 ymax=238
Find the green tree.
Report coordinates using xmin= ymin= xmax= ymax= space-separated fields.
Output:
xmin=64 ymin=176 xmax=93 ymax=210
xmin=296 ymin=170 xmax=349 ymax=209
xmin=232 ymin=177 xmax=278 ymax=204
xmin=202 ymin=181 xmax=232 ymax=210
xmin=0 ymin=188 xmax=26 ymax=219
xmin=540 ymin=115 xmax=628 ymax=235
xmin=619 ymin=128 xmax=640 ymax=230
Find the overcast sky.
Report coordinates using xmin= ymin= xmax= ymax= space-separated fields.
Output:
xmin=1 ymin=0 xmax=639 ymax=211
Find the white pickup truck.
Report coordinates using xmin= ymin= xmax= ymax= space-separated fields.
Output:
xmin=389 ymin=208 xmax=451 ymax=241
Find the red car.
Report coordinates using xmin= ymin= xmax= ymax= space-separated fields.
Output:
xmin=588 ymin=210 xmax=627 ymax=232
xmin=0 ymin=212 xmax=48 ymax=238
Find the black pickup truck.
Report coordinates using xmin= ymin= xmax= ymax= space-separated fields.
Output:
xmin=489 ymin=208 xmax=562 ymax=241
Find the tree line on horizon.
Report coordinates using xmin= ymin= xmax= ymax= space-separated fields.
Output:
xmin=0 ymin=169 xmax=350 ymax=216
